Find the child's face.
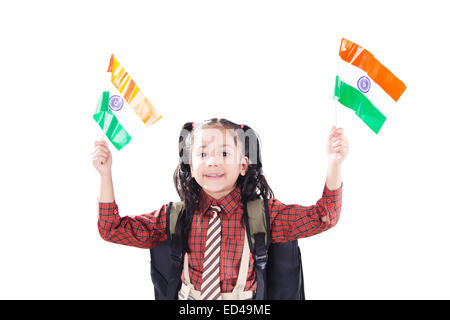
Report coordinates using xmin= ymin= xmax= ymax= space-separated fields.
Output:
xmin=190 ymin=126 xmax=248 ymax=200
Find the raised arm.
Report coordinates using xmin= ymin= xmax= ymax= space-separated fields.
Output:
xmin=92 ymin=139 xmax=167 ymax=249
xmin=269 ymin=182 xmax=343 ymax=243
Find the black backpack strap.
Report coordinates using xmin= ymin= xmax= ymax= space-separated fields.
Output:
xmin=166 ymin=202 xmax=173 ymax=240
xmin=243 ymin=199 xmax=270 ymax=300
xmin=166 ymin=233 xmax=183 ymax=299
xmin=165 ymin=201 xmax=184 ymax=300
xmin=253 ymin=232 xmax=267 ymax=300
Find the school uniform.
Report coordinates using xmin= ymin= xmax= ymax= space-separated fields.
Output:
xmin=98 ymin=182 xmax=342 ymax=295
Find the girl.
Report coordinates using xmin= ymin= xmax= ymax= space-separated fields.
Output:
xmin=92 ymin=118 xmax=348 ymax=300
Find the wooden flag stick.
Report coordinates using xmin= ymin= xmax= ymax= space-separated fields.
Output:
xmin=102 ymin=112 xmax=109 ymax=141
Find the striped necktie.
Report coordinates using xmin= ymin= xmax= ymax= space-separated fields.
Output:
xmin=200 ymin=205 xmax=222 ymax=300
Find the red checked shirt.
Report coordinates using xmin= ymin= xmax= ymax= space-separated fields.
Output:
xmin=98 ymin=182 xmax=343 ymax=293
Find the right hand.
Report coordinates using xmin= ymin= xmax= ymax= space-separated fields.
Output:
xmin=92 ymin=140 xmax=113 ymax=176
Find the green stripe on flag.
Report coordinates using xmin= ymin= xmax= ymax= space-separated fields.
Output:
xmin=93 ymin=91 xmax=132 ymax=150
xmin=334 ymin=76 xmax=386 ymax=134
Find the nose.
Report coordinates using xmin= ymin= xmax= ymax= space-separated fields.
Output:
xmin=206 ymin=155 xmax=218 ymax=166
xmin=206 ymin=152 xmax=221 ymax=166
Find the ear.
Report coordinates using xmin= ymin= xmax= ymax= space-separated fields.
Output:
xmin=240 ymin=156 xmax=249 ymax=176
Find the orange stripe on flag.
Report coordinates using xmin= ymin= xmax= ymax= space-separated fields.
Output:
xmin=106 ymin=54 xmax=162 ymax=127
xmin=129 ymin=85 xmax=140 ymax=103
xmin=123 ymin=79 xmax=136 ymax=102
xmin=120 ymin=72 xmax=128 ymax=85
xmin=119 ymin=75 xmax=130 ymax=94
xmin=107 ymin=54 xmax=114 ymax=72
xmin=339 ymin=38 xmax=406 ymax=102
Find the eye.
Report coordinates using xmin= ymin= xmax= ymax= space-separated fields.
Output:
xmin=222 ymin=151 xmax=229 ymax=157
xmin=200 ymin=152 xmax=207 ymax=158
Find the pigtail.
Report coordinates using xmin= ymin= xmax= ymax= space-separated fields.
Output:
xmin=173 ymin=121 xmax=200 ymax=253
xmin=237 ymin=123 xmax=274 ymax=203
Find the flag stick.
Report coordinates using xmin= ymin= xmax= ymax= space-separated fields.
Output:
xmin=334 ymin=97 xmax=338 ymax=127
xmin=335 ymin=51 xmax=339 ymax=128
xmin=101 ymin=112 xmax=110 ymax=165
xmin=102 ymin=112 xmax=109 ymax=141
xmin=334 ymin=39 xmax=341 ymax=159
xmin=334 ymin=97 xmax=341 ymax=159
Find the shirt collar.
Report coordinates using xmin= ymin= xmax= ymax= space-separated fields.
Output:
xmin=198 ymin=185 xmax=242 ymax=217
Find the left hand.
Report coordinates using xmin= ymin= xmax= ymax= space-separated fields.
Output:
xmin=326 ymin=126 xmax=349 ymax=165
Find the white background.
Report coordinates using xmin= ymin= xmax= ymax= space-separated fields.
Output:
xmin=0 ymin=0 xmax=449 ymax=299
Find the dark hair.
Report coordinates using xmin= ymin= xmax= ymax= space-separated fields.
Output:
xmin=172 ymin=118 xmax=274 ymax=252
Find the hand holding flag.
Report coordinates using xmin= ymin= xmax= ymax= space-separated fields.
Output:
xmin=327 ymin=126 xmax=349 ymax=165
xmin=91 ymin=140 xmax=113 ymax=177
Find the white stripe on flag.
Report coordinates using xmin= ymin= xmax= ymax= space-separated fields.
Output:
xmin=103 ymin=75 xmax=147 ymax=139
xmin=337 ymin=59 xmax=394 ymax=119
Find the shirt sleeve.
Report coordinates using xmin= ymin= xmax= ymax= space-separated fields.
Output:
xmin=269 ymin=182 xmax=343 ymax=243
xmin=97 ymin=201 xmax=168 ymax=249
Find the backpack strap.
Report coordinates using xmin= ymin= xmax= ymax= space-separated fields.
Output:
xmin=165 ymin=202 xmax=173 ymax=239
xmin=165 ymin=201 xmax=185 ymax=300
xmin=168 ymin=201 xmax=185 ymax=238
xmin=243 ymin=198 xmax=271 ymax=300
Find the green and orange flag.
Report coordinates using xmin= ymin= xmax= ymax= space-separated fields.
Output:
xmin=334 ymin=38 xmax=406 ymax=134
xmin=93 ymin=54 xmax=162 ymax=150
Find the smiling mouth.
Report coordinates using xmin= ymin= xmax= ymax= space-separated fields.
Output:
xmin=204 ymin=174 xmax=224 ymax=179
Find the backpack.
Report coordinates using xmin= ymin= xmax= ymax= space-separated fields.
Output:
xmin=149 ymin=198 xmax=305 ymax=300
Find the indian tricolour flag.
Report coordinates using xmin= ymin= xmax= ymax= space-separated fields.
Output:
xmin=334 ymin=38 xmax=406 ymax=134
xmin=93 ymin=54 xmax=162 ymax=150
